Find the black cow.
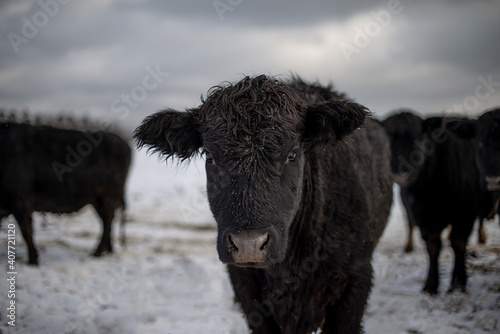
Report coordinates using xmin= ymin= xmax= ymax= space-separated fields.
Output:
xmin=0 ymin=122 xmax=131 ymax=265
xmin=381 ymin=111 xmax=489 ymax=294
xmin=383 ymin=109 xmax=490 ymax=251
xmin=134 ymin=75 xmax=393 ymax=333
xmin=445 ymin=108 xmax=500 ymax=221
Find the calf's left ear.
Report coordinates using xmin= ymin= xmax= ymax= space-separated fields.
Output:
xmin=134 ymin=109 xmax=202 ymax=161
xmin=303 ymin=100 xmax=369 ymax=148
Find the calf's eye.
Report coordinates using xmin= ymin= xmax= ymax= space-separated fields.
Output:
xmin=287 ymin=151 xmax=297 ymax=162
xmin=204 ymin=151 xmax=214 ymax=164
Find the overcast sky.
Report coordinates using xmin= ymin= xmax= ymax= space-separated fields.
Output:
xmin=1 ymin=0 xmax=500 ymax=132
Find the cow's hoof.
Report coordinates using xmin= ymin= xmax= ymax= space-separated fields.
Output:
xmin=93 ymin=248 xmax=112 ymax=257
xmin=448 ymin=282 xmax=466 ymax=294
xmin=422 ymin=286 xmax=438 ymax=296
xmin=404 ymin=245 xmax=413 ymax=253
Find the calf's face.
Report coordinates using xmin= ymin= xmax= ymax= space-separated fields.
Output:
xmin=134 ymin=76 xmax=368 ymax=267
xmin=201 ymin=106 xmax=306 ymax=267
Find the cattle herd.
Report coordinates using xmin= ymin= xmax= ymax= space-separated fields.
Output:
xmin=1 ymin=75 xmax=499 ymax=333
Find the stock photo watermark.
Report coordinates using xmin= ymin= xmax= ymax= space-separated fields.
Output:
xmin=245 ymin=236 xmax=339 ymax=329
xmin=396 ymin=126 xmax=447 ymax=176
xmin=445 ymin=73 xmax=500 ymax=114
xmin=5 ymin=223 xmax=18 ymax=327
xmin=339 ymin=0 xmax=411 ymax=64
xmin=111 ymin=65 xmax=170 ymax=120
xmin=51 ymin=132 xmax=104 ymax=182
xmin=213 ymin=0 xmax=244 ymax=21
xmin=50 ymin=64 xmax=169 ymax=182
xmin=7 ymin=0 xmax=73 ymax=54
xmin=393 ymin=72 xmax=499 ymax=178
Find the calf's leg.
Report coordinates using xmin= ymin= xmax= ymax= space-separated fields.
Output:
xmin=422 ymin=231 xmax=442 ymax=295
xmin=322 ymin=263 xmax=372 ymax=334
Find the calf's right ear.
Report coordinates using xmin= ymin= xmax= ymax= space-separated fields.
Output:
xmin=303 ymin=100 xmax=369 ymax=149
xmin=133 ymin=109 xmax=202 ymax=161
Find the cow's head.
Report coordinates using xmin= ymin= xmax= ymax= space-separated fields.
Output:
xmin=381 ymin=111 xmax=425 ymax=187
xmin=134 ymin=75 xmax=368 ymax=267
xmin=382 ymin=112 xmax=452 ymax=187
xmin=445 ymin=108 xmax=500 ymax=192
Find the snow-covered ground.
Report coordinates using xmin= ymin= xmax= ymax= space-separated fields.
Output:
xmin=1 ymin=149 xmax=499 ymax=334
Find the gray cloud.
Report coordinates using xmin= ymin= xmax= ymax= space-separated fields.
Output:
xmin=114 ymin=0 xmax=390 ymax=27
xmin=1 ymin=0 xmax=499 ymax=132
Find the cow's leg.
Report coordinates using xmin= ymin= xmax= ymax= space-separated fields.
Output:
xmin=448 ymin=221 xmax=473 ymax=293
xmin=92 ymin=202 xmax=115 ymax=257
xmin=227 ymin=265 xmax=281 ymax=334
xmin=401 ymin=191 xmax=415 ymax=253
xmin=0 ymin=214 xmax=6 ymax=229
xmin=477 ymin=218 xmax=486 ymax=244
xmin=405 ymin=218 xmax=415 ymax=253
xmin=322 ymin=263 xmax=372 ymax=334
xmin=422 ymin=231 xmax=441 ymax=295
xmin=14 ymin=211 xmax=38 ymax=265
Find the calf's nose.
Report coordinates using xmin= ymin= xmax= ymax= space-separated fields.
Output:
xmin=228 ymin=231 xmax=269 ymax=264
xmin=485 ymin=176 xmax=500 ymax=191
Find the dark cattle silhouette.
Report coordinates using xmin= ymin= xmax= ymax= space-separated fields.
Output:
xmin=134 ymin=75 xmax=393 ymax=333
xmin=445 ymin=107 xmax=500 ymax=223
xmin=382 ymin=111 xmax=489 ymax=294
xmin=380 ymin=109 xmax=421 ymax=253
xmin=0 ymin=122 xmax=131 ymax=265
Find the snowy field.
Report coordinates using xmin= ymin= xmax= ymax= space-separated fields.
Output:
xmin=1 ymin=148 xmax=499 ymax=334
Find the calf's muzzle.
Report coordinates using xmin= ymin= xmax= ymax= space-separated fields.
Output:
xmin=226 ymin=230 xmax=270 ymax=265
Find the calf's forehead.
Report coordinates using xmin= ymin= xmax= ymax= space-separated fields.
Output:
xmin=198 ymin=76 xmax=306 ymax=130
xmin=196 ymin=78 xmax=306 ymax=149
xmin=201 ymin=115 xmax=300 ymax=166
